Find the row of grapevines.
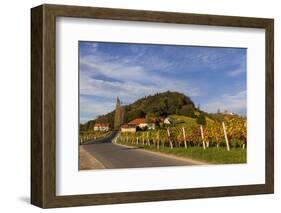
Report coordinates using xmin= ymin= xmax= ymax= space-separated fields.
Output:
xmin=117 ymin=117 xmax=246 ymax=149
xmin=80 ymin=131 xmax=110 ymax=144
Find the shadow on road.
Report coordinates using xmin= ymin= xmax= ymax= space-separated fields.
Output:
xmin=121 ymin=147 xmax=144 ymax=150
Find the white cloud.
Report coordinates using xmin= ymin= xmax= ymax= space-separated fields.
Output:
xmin=80 ymin=51 xmax=200 ymax=100
xmin=227 ymin=61 xmax=246 ymax=77
xmin=80 ymin=56 xmax=148 ymax=83
xmin=79 ymin=44 xmax=247 ymax=122
xmin=227 ymin=68 xmax=245 ymax=77
xmin=80 ymin=96 xmax=115 ymax=122
xmin=79 ymin=48 xmax=202 ymax=122
xmin=81 ymin=42 xmax=99 ymax=53
xmin=81 ymin=78 xmax=156 ymax=101
xmin=201 ymin=90 xmax=246 ymax=115
xmin=194 ymin=48 xmax=247 ymax=78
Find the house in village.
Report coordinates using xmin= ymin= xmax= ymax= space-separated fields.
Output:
xmin=121 ymin=118 xmax=156 ymax=133
xmin=93 ymin=123 xmax=110 ymax=131
xmin=129 ymin=118 xmax=156 ymax=130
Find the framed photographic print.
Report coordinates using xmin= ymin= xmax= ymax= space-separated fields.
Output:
xmin=31 ymin=4 xmax=274 ymax=208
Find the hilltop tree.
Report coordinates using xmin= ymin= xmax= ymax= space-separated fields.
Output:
xmin=179 ymin=105 xmax=196 ymax=118
xmin=196 ymin=114 xmax=206 ymax=126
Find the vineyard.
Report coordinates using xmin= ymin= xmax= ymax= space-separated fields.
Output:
xmin=80 ymin=130 xmax=111 ymax=144
xmin=115 ymin=116 xmax=247 ymax=163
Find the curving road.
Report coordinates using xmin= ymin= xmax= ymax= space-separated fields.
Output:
xmin=81 ymin=131 xmax=196 ymax=169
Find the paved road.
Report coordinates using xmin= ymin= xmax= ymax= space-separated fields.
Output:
xmin=82 ymin=131 xmax=195 ymax=169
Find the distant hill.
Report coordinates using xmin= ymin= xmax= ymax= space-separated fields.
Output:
xmin=81 ymin=91 xmax=202 ymax=130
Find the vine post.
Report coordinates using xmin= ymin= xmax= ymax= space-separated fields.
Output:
xmin=182 ymin=127 xmax=187 ymax=148
xmin=167 ymin=128 xmax=173 ymax=149
xmin=147 ymin=131 xmax=150 ymax=146
xmin=157 ymin=131 xmax=160 ymax=150
xmin=222 ymin=122 xmax=230 ymax=151
xmin=200 ymin=125 xmax=206 ymax=150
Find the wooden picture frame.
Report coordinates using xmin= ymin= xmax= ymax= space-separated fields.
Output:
xmin=31 ymin=4 xmax=274 ymax=208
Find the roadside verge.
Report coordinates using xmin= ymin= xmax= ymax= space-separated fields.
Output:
xmin=79 ymin=145 xmax=105 ymax=170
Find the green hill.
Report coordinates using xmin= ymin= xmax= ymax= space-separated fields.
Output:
xmin=80 ymin=90 xmax=246 ymax=131
xmin=125 ymin=91 xmax=197 ymax=119
xmin=81 ymin=91 xmax=202 ymax=130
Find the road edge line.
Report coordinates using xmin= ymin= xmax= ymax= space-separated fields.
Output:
xmin=113 ymin=141 xmax=209 ymax=166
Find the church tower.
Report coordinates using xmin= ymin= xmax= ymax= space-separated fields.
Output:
xmin=114 ymin=97 xmax=124 ymax=129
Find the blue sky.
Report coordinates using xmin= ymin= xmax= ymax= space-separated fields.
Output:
xmin=79 ymin=41 xmax=246 ymax=123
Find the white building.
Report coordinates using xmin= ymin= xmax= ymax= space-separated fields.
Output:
xmin=120 ymin=124 xmax=136 ymax=133
xmin=163 ymin=117 xmax=171 ymax=124
xmin=93 ymin=123 xmax=110 ymax=131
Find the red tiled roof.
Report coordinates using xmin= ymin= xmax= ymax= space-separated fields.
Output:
xmin=94 ymin=123 xmax=109 ymax=127
xmin=128 ymin=118 xmax=147 ymax=125
xmin=128 ymin=118 xmax=156 ymax=125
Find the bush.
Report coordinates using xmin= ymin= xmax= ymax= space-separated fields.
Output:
xmin=196 ymin=114 xmax=206 ymax=125
xmin=179 ymin=105 xmax=196 ymax=118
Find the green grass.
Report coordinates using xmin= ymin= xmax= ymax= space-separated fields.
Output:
xmin=169 ymin=114 xmax=215 ymax=128
xmin=118 ymin=142 xmax=246 ymax=164
xmin=169 ymin=115 xmax=197 ymax=127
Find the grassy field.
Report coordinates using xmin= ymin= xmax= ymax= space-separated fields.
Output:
xmin=117 ymin=141 xmax=247 ymax=164
xmin=169 ymin=114 xmax=215 ymax=128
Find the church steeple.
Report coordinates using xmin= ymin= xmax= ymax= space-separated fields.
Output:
xmin=116 ymin=97 xmax=121 ymax=106
xmin=114 ymin=97 xmax=124 ymax=130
